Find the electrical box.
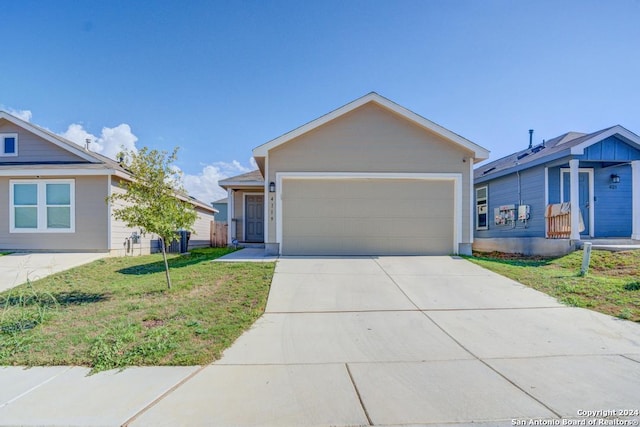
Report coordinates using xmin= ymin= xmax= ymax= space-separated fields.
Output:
xmin=518 ymin=205 xmax=530 ymax=222
xmin=131 ymin=232 xmax=141 ymax=244
xmin=494 ymin=204 xmax=516 ymax=226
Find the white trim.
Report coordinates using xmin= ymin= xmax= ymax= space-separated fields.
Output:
xmin=0 ymin=111 xmax=99 ymax=162
xmin=544 ymin=167 xmax=549 ymax=238
xmin=561 ymin=166 xmax=594 ymax=238
xmin=632 ymin=161 xmax=640 ymax=240
xmin=242 ymin=192 xmax=265 ymax=243
xmin=107 ymin=175 xmax=113 ymax=250
xmin=264 ymin=157 xmax=269 ymax=242
xmin=275 ymin=172 xmax=463 ymax=255
xmin=469 ymin=159 xmax=474 ymax=242
xmin=0 ymin=133 xmax=18 ymax=157
xmin=217 ymin=180 xmax=264 ymax=188
xmin=0 ymin=168 xmax=115 ymax=177
xmin=570 ymin=125 xmax=640 ymax=155
xmin=253 ymin=93 xmax=489 ymax=161
xmin=475 ymin=186 xmax=488 ymax=231
xmin=227 ymin=189 xmax=235 ymax=245
xmin=9 ymin=179 xmax=76 ymax=233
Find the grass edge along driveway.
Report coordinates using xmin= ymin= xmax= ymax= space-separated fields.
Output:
xmin=467 ymin=249 xmax=640 ymax=322
xmin=0 ymin=247 xmax=274 ymax=372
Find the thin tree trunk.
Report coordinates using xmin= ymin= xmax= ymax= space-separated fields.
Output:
xmin=160 ymin=237 xmax=172 ymax=289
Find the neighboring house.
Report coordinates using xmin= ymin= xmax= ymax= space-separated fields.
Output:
xmin=219 ymin=92 xmax=489 ymax=256
xmin=473 ymin=126 xmax=640 ymax=255
xmin=0 ymin=111 xmax=216 ymax=255
xmin=211 ymin=197 xmax=228 ymax=222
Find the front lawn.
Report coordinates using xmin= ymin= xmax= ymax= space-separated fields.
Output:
xmin=0 ymin=247 xmax=274 ymax=371
xmin=467 ymin=250 xmax=640 ymax=322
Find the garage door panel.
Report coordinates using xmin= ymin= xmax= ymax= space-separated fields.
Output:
xmin=282 ymin=178 xmax=455 ymax=255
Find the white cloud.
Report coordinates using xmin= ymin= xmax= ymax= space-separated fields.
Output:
xmin=56 ymin=117 xmax=256 ymax=205
xmin=61 ymin=123 xmax=138 ymax=159
xmin=182 ymin=160 xmax=255 ymax=204
xmin=6 ymin=108 xmax=32 ymax=122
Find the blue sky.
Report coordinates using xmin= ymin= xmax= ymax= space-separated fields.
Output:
xmin=2 ymin=0 xmax=639 ymax=202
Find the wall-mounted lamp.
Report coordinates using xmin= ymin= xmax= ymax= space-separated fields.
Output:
xmin=610 ymin=174 xmax=620 ymax=184
xmin=269 ymin=182 xmax=276 ymax=193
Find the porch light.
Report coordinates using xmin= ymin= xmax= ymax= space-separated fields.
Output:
xmin=610 ymin=174 xmax=621 ymax=184
xmin=269 ymin=182 xmax=276 ymax=193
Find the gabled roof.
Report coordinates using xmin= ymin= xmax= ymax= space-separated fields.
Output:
xmin=475 ymin=125 xmax=640 ymax=182
xmin=218 ymin=170 xmax=264 ymax=189
xmin=252 ymin=92 xmax=490 ymax=163
xmin=0 ymin=111 xmax=120 ymax=166
xmin=0 ymin=111 xmax=215 ymax=212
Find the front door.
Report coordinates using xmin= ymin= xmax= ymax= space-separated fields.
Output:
xmin=561 ymin=170 xmax=591 ymax=236
xmin=245 ymin=195 xmax=264 ymax=242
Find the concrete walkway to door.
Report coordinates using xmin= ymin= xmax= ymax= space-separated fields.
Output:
xmin=131 ymin=256 xmax=640 ymax=426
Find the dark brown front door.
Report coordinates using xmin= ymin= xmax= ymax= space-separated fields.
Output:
xmin=245 ymin=195 xmax=264 ymax=242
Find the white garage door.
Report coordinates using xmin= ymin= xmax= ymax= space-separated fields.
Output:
xmin=281 ymin=178 xmax=455 ymax=255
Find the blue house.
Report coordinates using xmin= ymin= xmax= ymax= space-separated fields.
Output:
xmin=211 ymin=197 xmax=228 ymax=222
xmin=473 ymin=125 xmax=640 ymax=255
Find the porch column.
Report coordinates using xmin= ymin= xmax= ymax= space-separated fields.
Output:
xmin=569 ymin=159 xmax=580 ymax=240
xmin=227 ymin=189 xmax=235 ymax=245
xmin=632 ymin=161 xmax=640 ymax=240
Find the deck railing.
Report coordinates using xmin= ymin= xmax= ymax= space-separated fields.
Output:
xmin=546 ymin=203 xmax=585 ymax=239
xmin=546 ymin=203 xmax=572 ymax=239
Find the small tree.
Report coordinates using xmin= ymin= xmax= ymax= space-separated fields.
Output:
xmin=108 ymin=147 xmax=197 ymax=289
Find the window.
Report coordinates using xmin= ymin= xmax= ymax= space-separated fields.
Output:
xmin=10 ymin=180 xmax=75 ymax=232
xmin=476 ymin=186 xmax=488 ymax=230
xmin=1 ymin=133 xmax=18 ymax=156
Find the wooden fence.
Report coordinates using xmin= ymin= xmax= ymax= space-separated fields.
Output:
xmin=545 ymin=203 xmax=571 ymax=239
xmin=210 ymin=221 xmax=228 ymax=247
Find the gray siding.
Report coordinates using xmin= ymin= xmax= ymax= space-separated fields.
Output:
xmin=0 ymin=176 xmax=109 ymax=251
xmin=0 ymin=121 xmax=86 ymax=164
xmin=474 ymin=166 xmax=546 ymax=238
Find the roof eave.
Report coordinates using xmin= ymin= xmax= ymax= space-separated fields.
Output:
xmin=252 ymin=93 xmax=490 ymax=160
xmin=570 ymin=125 xmax=640 ymax=155
xmin=475 ymin=151 xmax=572 ymax=184
xmin=0 ymin=111 xmax=105 ymax=164
xmin=218 ymin=180 xmax=265 ymax=190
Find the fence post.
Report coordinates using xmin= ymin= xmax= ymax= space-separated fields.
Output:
xmin=580 ymin=242 xmax=592 ymax=276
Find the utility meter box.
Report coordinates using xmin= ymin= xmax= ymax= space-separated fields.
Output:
xmin=494 ymin=204 xmax=516 ymax=226
xmin=518 ymin=205 xmax=530 ymax=221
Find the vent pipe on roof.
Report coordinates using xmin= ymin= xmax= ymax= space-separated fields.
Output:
xmin=85 ymin=138 xmax=91 ymax=151
xmin=528 ymin=129 xmax=534 ymax=149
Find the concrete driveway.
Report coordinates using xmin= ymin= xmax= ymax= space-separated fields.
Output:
xmin=130 ymin=256 xmax=640 ymax=427
xmin=0 ymin=252 xmax=108 ymax=292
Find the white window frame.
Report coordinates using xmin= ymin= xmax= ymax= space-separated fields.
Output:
xmin=475 ymin=186 xmax=489 ymax=230
xmin=1 ymin=133 xmax=18 ymax=157
xmin=10 ymin=179 xmax=76 ymax=233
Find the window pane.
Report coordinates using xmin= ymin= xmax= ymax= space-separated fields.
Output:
xmin=4 ymin=137 xmax=16 ymax=154
xmin=15 ymin=207 xmax=38 ymax=228
xmin=14 ymin=184 xmax=38 ymax=205
xmin=46 ymin=184 xmax=70 ymax=205
xmin=476 ymin=187 xmax=487 ymax=200
xmin=47 ymin=207 xmax=71 ymax=228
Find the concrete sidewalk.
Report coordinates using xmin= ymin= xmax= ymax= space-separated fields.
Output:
xmin=1 ymin=256 xmax=639 ymax=426
xmin=0 ymin=252 xmax=108 ymax=292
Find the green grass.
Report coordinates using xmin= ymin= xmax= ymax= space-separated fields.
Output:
xmin=0 ymin=247 xmax=274 ymax=371
xmin=467 ymin=250 xmax=640 ymax=322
